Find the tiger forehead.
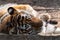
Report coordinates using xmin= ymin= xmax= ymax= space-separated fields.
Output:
xmin=12 ymin=5 xmax=29 ymax=10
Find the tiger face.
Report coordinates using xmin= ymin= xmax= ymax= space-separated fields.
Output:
xmin=0 ymin=4 xmax=43 ymax=34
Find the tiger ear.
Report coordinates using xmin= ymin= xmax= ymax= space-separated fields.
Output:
xmin=7 ymin=7 xmax=16 ymax=15
xmin=48 ymin=20 xmax=58 ymax=25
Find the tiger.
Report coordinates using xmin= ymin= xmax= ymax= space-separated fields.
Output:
xmin=0 ymin=3 xmax=43 ymax=35
xmin=0 ymin=3 xmax=59 ymax=35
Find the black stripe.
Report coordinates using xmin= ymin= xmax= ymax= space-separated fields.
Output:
xmin=1 ymin=13 xmax=9 ymax=24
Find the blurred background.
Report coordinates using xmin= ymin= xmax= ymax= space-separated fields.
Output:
xmin=0 ymin=0 xmax=60 ymax=7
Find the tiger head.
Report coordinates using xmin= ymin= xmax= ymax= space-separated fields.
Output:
xmin=0 ymin=6 xmax=43 ymax=34
xmin=0 ymin=4 xmax=58 ymax=35
xmin=8 ymin=6 xmax=58 ymax=35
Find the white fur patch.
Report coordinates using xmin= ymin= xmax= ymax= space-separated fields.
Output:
xmin=41 ymin=21 xmax=56 ymax=33
xmin=38 ymin=21 xmax=58 ymax=36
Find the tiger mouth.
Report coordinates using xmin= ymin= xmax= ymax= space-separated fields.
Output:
xmin=18 ymin=24 xmax=32 ymax=33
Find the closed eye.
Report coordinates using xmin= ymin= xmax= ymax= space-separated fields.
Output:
xmin=17 ymin=15 xmax=21 ymax=21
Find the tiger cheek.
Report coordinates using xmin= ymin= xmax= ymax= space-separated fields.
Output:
xmin=31 ymin=17 xmax=43 ymax=30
